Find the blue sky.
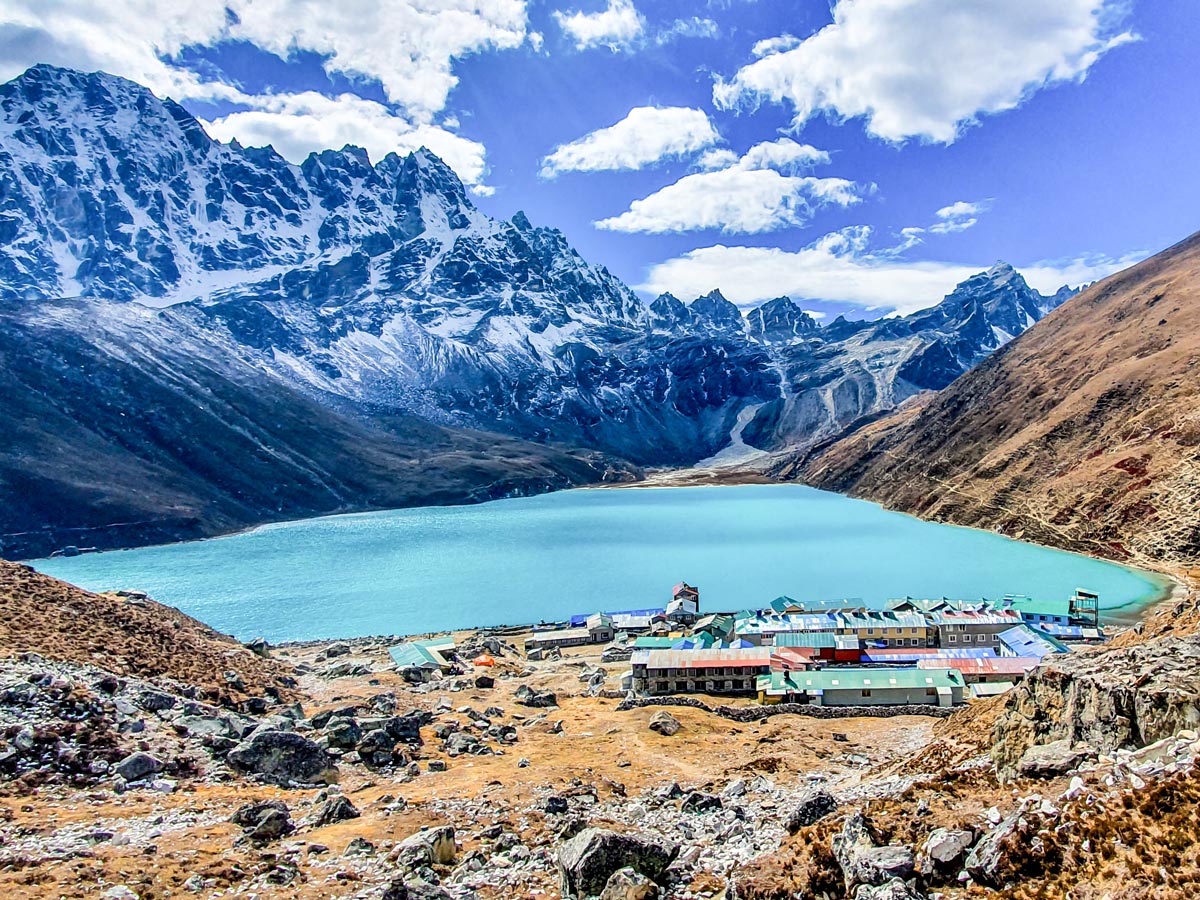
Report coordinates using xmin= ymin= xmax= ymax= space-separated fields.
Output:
xmin=3 ymin=0 xmax=1197 ymax=319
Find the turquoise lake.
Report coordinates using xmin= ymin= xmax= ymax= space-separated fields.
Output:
xmin=31 ymin=484 xmax=1165 ymax=643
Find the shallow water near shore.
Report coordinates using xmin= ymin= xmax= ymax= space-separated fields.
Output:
xmin=32 ymin=484 xmax=1166 ymax=642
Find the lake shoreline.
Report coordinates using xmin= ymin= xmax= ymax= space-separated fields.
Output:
xmin=30 ymin=480 xmax=1170 ymax=644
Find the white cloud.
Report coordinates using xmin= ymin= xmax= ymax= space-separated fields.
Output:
xmin=656 ymin=17 xmax=719 ymax=44
xmin=0 ymin=0 xmax=241 ymax=103
xmin=641 ymin=227 xmax=1143 ymax=314
xmin=739 ymin=138 xmax=829 ymax=171
xmin=0 ymin=1 xmax=530 ymax=121
xmin=554 ymin=0 xmax=644 ymax=50
xmin=695 ymin=148 xmax=739 ymax=170
xmin=203 ymin=92 xmax=492 ymax=191
xmin=0 ymin=1 xmax=526 ymax=191
xmin=751 ymin=34 xmax=801 ymax=58
xmin=1021 ymin=251 xmax=1145 ymax=294
xmin=540 ymin=106 xmax=720 ymax=177
xmin=595 ymin=138 xmax=861 ymax=234
xmin=895 ymin=199 xmax=990 ymax=251
xmin=714 ymin=0 xmax=1136 ymax=143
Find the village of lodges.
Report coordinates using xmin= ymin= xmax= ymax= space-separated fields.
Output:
xmin=521 ymin=583 xmax=1104 ymax=709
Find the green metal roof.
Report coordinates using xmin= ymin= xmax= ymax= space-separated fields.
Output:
xmin=387 ymin=637 xmax=455 ymax=669
xmin=757 ymin=666 xmax=964 ymax=694
xmin=774 ymin=632 xmax=836 ymax=648
xmin=634 ymin=636 xmax=677 ymax=649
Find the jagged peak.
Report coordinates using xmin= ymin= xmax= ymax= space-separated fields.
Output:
xmin=512 ymin=210 xmax=533 ymax=231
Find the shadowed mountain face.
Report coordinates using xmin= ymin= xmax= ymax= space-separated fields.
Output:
xmin=0 ymin=65 xmax=1081 ymax=552
xmin=778 ymin=231 xmax=1200 ymax=570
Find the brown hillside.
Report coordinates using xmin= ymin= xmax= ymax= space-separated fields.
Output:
xmin=0 ymin=560 xmax=294 ymax=704
xmin=779 ymin=230 xmax=1200 ymax=572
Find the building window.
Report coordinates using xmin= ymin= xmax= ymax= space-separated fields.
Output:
xmin=926 ymin=688 xmax=936 ymax=696
xmin=948 ymin=635 xmax=956 ymax=643
xmin=655 ymin=682 xmax=668 ymax=692
xmin=862 ymin=689 xmax=872 ymax=697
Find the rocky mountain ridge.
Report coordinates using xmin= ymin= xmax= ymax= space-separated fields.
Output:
xmin=0 ymin=64 xmax=1077 ymax=552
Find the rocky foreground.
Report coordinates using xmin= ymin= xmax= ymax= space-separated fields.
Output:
xmin=0 ymin=564 xmax=1198 ymax=899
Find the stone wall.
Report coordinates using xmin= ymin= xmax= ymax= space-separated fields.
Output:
xmin=615 ymin=696 xmax=954 ymax=720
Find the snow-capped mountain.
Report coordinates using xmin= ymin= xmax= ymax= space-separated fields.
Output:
xmin=0 ymin=65 xmax=1074 ymax=480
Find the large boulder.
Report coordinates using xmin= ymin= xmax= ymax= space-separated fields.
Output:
xmin=833 ymin=813 xmax=915 ymax=893
xmin=647 ymin=711 xmax=680 ymax=737
xmin=557 ymin=827 xmax=678 ymax=898
xmin=226 ymin=730 xmax=335 ymax=785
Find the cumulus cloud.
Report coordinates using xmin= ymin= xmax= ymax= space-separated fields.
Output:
xmin=641 ymin=227 xmax=1143 ymax=314
xmin=0 ymin=0 xmax=527 ymax=191
xmin=0 ymin=1 xmax=530 ymax=121
xmin=595 ymin=138 xmax=861 ymax=234
xmin=540 ymin=106 xmax=720 ymax=177
xmin=553 ymin=0 xmax=644 ymax=50
xmin=203 ymin=92 xmax=492 ymax=191
xmin=714 ymin=0 xmax=1136 ymax=143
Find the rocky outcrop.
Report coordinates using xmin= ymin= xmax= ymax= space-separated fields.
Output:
xmin=832 ymin=813 xmax=916 ymax=894
xmin=992 ymin=633 xmax=1200 ymax=777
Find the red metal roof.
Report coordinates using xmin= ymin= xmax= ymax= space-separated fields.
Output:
xmin=917 ymin=657 xmax=1038 ymax=677
xmin=644 ymin=648 xmax=771 ymax=670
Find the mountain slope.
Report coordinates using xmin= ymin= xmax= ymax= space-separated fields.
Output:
xmin=0 ymin=297 xmax=636 ymax=560
xmin=779 ymin=231 xmax=1200 ymax=570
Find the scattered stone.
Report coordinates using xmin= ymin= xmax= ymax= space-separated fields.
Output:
xmin=474 ymin=675 xmax=494 ymax=689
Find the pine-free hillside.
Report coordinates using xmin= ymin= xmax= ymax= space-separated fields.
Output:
xmin=2 ymin=65 xmax=1073 ymax=470
xmin=779 ymin=230 xmax=1200 ymax=572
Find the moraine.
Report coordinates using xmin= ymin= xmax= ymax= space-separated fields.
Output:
xmin=31 ymin=485 xmax=1164 ymax=643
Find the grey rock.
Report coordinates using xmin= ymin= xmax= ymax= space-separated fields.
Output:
xmin=920 ymin=827 xmax=974 ymax=872
xmin=226 ymin=730 xmax=335 ymax=785
xmin=679 ymin=791 xmax=722 ymax=814
xmin=598 ymin=866 xmax=660 ymax=900
xmin=786 ymin=788 xmax=838 ymax=832
xmin=1017 ymin=739 xmax=1093 ymax=778
xmin=854 ymin=878 xmax=925 ymax=900
xmin=114 ymin=752 xmax=162 ymax=782
xmin=557 ymin=827 xmax=678 ymax=899
xmin=647 ymin=711 xmax=680 ymax=737
xmin=311 ymin=795 xmax=360 ymax=827
xmin=965 ymin=815 xmax=1022 ymax=887
xmin=833 ymin=813 xmax=915 ymax=892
